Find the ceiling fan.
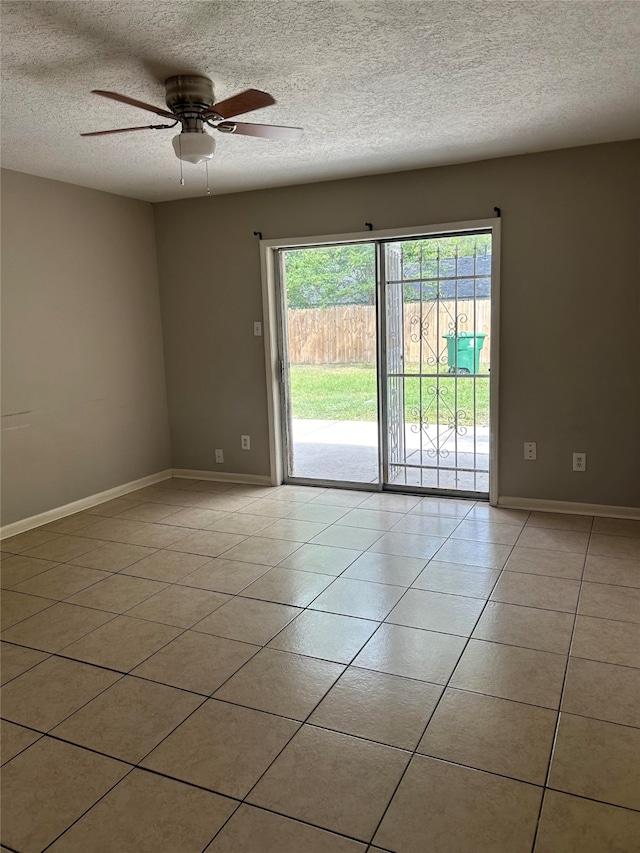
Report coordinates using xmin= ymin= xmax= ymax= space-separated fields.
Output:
xmin=81 ymin=74 xmax=303 ymax=164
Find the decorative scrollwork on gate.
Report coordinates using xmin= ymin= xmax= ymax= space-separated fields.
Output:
xmin=406 ymin=385 xmax=473 ymax=458
xmin=409 ymin=306 xmax=444 ymax=367
xmin=449 ymin=408 xmax=469 ymax=435
xmin=408 ymin=406 xmax=429 ymax=433
xmin=447 ymin=313 xmax=468 ymax=334
xmin=410 ymin=315 xmax=429 ymax=343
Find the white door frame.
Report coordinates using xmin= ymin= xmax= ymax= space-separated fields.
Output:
xmin=259 ymin=218 xmax=501 ymax=504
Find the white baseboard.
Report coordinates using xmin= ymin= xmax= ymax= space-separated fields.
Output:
xmin=6 ymin=473 xmax=635 ymax=538
xmin=498 ymin=496 xmax=640 ymax=520
xmin=1 ymin=470 xmax=173 ymax=539
xmin=1 ymin=468 xmax=274 ymax=539
xmin=171 ymin=469 xmax=273 ymax=486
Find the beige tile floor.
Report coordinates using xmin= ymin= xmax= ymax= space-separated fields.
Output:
xmin=1 ymin=480 xmax=639 ymax=852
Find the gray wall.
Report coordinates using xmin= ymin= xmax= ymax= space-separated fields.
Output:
xmin=155 ymin=141 xmax=640 ymax=508
xmin=1 ymin=169 xmax=171 ymax=525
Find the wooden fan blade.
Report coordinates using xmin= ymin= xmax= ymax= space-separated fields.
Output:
xmin=81 ymin=124 xmax=172 ymax=136
xmin=204 ymin=88 xmax=275 ymax=119
xmin=219 ymin=121 xmax=303 ymax=140
xmin=91 ymin=90 xmax=176 ymax=120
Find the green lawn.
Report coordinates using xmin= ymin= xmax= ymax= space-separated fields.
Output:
xmin=289 ymin=363 xmax=490 ymax=425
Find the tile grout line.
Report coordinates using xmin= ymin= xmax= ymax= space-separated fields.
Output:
xmin=528 ymin=514 xmax=594 ymax=853
xmin=39 ymin=760 xmax=140 ymax=852
xmin=8 ymin=556 xmax=640 ymax=601
xmin=355 ymin=503 xmax=524 ymax=846
xmin=38 ymin=683 xmax=215 ymax=852
xmin=198 ymin=798 xmax=374 ymax=852
xmin=5 ymin=638 xmax=638 ymax=750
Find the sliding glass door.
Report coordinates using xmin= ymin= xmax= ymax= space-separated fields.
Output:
xmin=278 ymin=243 xmax=380 ymax=485
xmin=276 ymin=229 xmax=493 ymax=496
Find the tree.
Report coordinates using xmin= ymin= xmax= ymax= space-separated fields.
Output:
xmin=283 ymin=244 xmax=375 ymax=308
xmin=282 ymin=233 xmax=491 ymax=309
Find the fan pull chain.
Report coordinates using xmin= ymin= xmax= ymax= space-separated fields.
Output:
xmin=205 ymin=161 xmax=211 ymax=195
xmin=178 ymin=136 xmax=185 ymax=185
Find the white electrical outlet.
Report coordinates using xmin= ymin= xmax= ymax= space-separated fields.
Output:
xmin=524 ymin=442 xmax=537 ymax=460
xmin=253 ymin=322 xmax=262 ymax=336
xmin=215 ymin=449 xmax=224 ymax=464
xmin=573 ymin=452 xmax=586 ymax=472
xmin=241 ymin=435 xmax=251 ymax=450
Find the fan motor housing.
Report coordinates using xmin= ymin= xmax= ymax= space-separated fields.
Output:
xmin=165 ymin=75 xmax=215 ymax=114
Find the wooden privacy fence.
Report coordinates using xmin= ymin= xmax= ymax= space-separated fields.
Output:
xmin=287 ymin=300 xmax=491 ymax=365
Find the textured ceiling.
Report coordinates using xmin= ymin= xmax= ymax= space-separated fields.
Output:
xmin=1 ymin=1 xmax=639 ymax=201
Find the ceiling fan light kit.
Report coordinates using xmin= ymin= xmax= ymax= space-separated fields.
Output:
xmin=82 ymin=74 xmax=303 ymax=177
xmin=167 ymin=75 xmax=216 ymax=165
xmin=172 ymin=131 xmax=216 ymax=164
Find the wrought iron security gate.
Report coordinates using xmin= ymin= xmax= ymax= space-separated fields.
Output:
xmin=381 ymin=233 xmax=492 ymax=496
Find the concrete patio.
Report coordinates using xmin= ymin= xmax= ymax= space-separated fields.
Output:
xmin=290 ymin=419 xmax=490 ymax=492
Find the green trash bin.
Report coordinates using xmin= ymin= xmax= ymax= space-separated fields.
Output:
xmin=443 ymin=331 xmax=487 ymax=374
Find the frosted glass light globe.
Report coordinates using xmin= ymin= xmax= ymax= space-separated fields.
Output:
xmin=172 ymin=132 xmax=216 ymax=164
